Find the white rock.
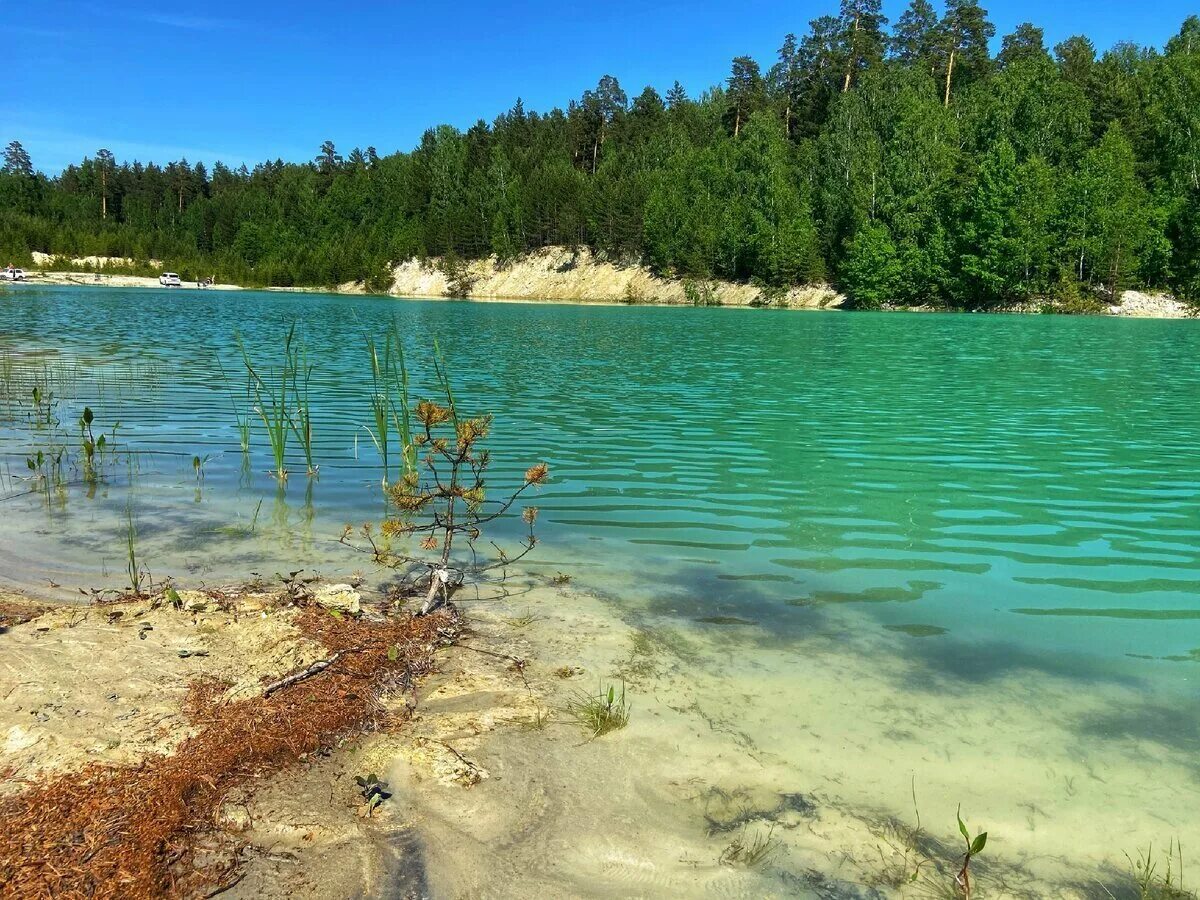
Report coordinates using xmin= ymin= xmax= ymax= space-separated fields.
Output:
xmin=4 ymin=725 xmax=39 ymax=754
xmin=314 ymin=584 xmax=361 ymax=615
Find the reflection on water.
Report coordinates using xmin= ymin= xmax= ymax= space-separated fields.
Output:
xmin=1 ymin=285 xmax=1199 ymax=893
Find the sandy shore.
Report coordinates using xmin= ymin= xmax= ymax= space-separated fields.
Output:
xmin=4 ymin=570 xmax=1194 ymax=898
xmin=10 ymin=250 xmax=1197 ymax=318
xmin=19 ymin=271 xmax=243 ymax=291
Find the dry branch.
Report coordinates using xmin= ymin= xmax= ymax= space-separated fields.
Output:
xmin=262 ymin=649 xmax=354 ymax=697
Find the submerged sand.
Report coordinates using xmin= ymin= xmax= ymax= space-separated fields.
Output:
xmin=4 ymin=575 xmax=1192 ymax=898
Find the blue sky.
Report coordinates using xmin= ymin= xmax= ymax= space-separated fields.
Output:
xmin=7 ymin=1 xmax=1196 ymax=173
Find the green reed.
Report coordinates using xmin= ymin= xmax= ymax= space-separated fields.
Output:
xmin=238 ymin=326 xmax=300 ymax=480
xmin=0 ymin=352 xmax=13 ymax=400
xmin=1125 ymin=841 xmax=1194 ymax=900
xmin=216 ymin=356 xmax=252 ymax=453
xmin=289 ymin=341 xmax=316 ymax=475
xmin=125 ymin=502 xmax=146 ymax=595
xmin=364 ymin=320 xmax=416 ymax=484
xmin=365 ymin=332 xmax=391 ymax=479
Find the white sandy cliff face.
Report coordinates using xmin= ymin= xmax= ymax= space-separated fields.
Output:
xmin=1108 ymin=289 xmax=1194 ymax=318
xmin=30 ymin=252 xmax=165 ymax=270
xmin=367 ymin=247 xmax=846 ymax=309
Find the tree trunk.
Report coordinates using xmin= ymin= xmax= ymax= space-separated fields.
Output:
xmin=734 ymin=109 xmax=741 ymax=138
xmin=419 ymin=565 xmax=461 ymax=615
xmin=101 ymin=172 xmax=107 ymax=220
xmin=943 ymin=47 xmax=956 ymax=107
xmin=843 ymin=15 xmax=860 ymax=93
xmin=1109 ymin=241 xmax=1123 ymax=300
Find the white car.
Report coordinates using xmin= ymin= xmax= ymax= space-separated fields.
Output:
xmin=159 ymin=272 xmax=182 ymax=287
xmin=2 ymin=267 xmax=25 ymax=281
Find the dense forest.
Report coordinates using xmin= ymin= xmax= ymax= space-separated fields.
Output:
xmin=2 ymin=2 xmax=1200 ymax=307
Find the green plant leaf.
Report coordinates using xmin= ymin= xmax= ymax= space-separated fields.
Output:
xmin=971 ymin=832 xmax=987 ymax=855
xmin=387 ymin=644 xmax=398 ymax=662
xmin=83 ymin=406 xmax=93 ymax=425
xmin=957 ymin=806 xmax=969 ymax=843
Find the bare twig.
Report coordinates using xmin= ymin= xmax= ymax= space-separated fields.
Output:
xmin=262 ymin=650 xmax=358 ymax=698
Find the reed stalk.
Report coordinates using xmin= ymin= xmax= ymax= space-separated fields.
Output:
xmin=364 ymin=321 xmax=415 ymax=484
xmin=237 ymin=327 xmax=298 ymax=480
xmin=289 ymin=341 xmax=316 ymax=475
xmin=125 ymin=503 xmax=143 ymax=595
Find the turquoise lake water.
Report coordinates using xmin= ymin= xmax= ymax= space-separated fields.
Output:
xmin=3 ymin=286 xmax=1197 ymax=672
xmin=2 ymin=284 xmax=1199 ymax=892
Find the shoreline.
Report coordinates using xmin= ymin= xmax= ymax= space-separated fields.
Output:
xmin=9 ymin=251 xmax=1195 ymax=319
xmin=4 ymin=569 xmax=1195 ymax=899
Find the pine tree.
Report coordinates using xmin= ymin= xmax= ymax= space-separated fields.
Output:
xmin=794 ymin=16 xmax=845 ymax=135
xmin=770 ymin=34 xmax=803 ymax=137
xmin=726 ymin=56 xmax=765 ymax=137
xmin=1054 ymin=36 xmax=1096 ymax=90
xmin=96 ymin=149 xmax=115 ymax=219
xmin=838 ymin=0 xmax=887 ymax=92
xmin=891 ymin=0 xmax=939 ymax=74
xmin=998 ymin=22 xmax=1048 ymax=69
xmin=580 ymin=75 xmax=627 ymax=173
xmin=315 ymin=141 xmax=342 ymax=174
xmin=938 ymin=0 xmax=996 ymax=106
xmin=2 ymin=141 xmax=33 ymax=177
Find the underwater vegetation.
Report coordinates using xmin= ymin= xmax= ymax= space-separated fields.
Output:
xmin=564 ymin=681 xmax=630 ymax=739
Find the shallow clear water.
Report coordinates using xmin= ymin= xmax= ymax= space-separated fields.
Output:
xmin=2 ymin=284 xmax=1199 ymax=892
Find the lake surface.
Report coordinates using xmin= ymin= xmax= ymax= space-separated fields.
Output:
xmin=2 ymin=283 xmax=1199 ymax=895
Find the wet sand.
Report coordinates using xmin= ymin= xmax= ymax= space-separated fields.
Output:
xmin=1 ymin=574 xmax=1195 ymax=897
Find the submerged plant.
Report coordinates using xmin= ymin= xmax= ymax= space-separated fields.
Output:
xmin=79 ymin=406 xmax=102 ymax=483
xmin=238 ymin=325 xmax=313 ymax=479
xmin=501 ymin=610 xmax=538 ymax=629
xmin=216 ymin=356 xmax=252 ymax=453
xmin=719 ymin=824 xmax=780 ymax=868
xmin=520 ymin=706 xmax=553 ymax=731
xmin=954 ymin=806 xmax=988 ymax=899
xmin=354 ymin=773 xmax=392 ymax=817
xmin=1127 ymin=841 xmax=1193 ymax=900
xmin=125 ymin=503 xmax=149 ymax=595
xmin=289 ymin=340 xmax=316 ymax=475
xmin=564 ymin=681 xmax=629 ymax=739
xmin=192 ymin=454 xmax=211 ymax=483
xmin=868 ymin=778 xmax=935 ymax=889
